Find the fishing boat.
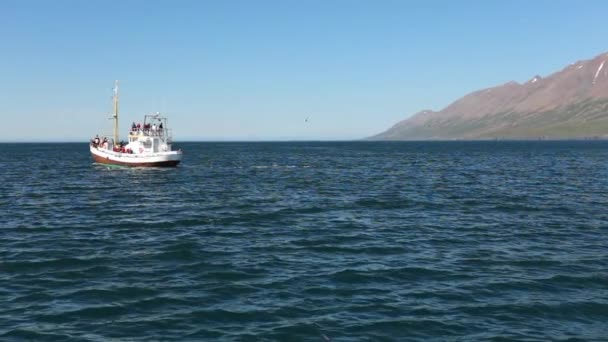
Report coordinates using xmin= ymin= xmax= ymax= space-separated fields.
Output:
xmin=90 ymin=81 xmax=182 ymax=167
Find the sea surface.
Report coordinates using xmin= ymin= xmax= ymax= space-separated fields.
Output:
xmin=1 ymin=141 xmax=607 ymax=341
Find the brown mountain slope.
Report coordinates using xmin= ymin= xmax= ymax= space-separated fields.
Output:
xmin=371 ymin=52 xmax=608 ymax=140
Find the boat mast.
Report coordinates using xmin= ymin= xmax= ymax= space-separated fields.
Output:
xmin=113 ymin=80 xmax=119 ymax=144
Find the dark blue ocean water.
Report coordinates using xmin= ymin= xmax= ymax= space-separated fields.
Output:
xmin=1 ymin=141 xmax=607 ymax=341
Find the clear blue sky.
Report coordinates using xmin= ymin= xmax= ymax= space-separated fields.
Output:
xmin=2 ymin=0 xmax=608 ymax=141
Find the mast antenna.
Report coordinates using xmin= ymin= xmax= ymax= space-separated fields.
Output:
xmin=113 ymin=80 xmax=119 ymax=144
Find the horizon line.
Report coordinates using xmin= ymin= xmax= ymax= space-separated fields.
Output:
xmin=2 ymin=138 xmax=608 ymax=144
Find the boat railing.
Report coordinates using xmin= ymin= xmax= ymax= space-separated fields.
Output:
xmin=128 ymin=128 xmax=172 ymax=138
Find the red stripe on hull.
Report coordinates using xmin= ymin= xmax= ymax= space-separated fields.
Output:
xmin=92 ymin=153 xmax=180 ymax=167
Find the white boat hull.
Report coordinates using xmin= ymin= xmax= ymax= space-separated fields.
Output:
xmin=90 ymin=145 xmax=182 ymax=167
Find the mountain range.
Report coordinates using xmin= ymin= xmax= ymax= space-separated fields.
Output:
xmin=371 ymin=52 xmax=608 ymax=140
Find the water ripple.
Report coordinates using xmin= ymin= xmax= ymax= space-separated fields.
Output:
xmin=1 ymin=141 xmax=607 ymax=340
